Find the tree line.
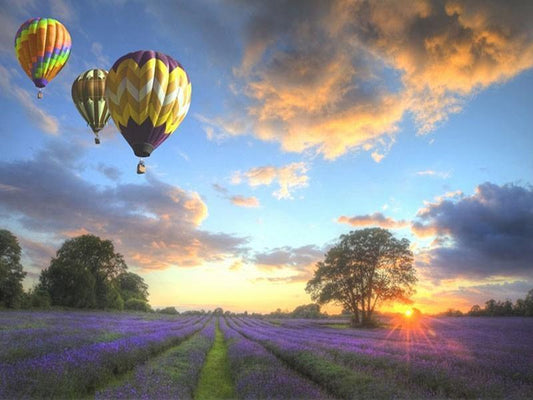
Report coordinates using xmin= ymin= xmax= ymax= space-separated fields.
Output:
xmin=441 ymin=290 xmax=533 ymax=317
xmin=0 ymin=229 xmax=150 ymax=311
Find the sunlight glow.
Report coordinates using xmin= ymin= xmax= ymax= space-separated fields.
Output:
xmin=405 ymin=308 xmax=413 ymax=318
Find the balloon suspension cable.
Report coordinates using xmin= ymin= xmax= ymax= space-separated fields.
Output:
xmin=137 ymin=158 xmax=146 ymax=175
xmin=37 ymin=89 xmax=43 ymax=99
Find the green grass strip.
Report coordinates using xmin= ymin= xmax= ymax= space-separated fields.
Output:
xmin=194 ymin=318 xmax=235 ymax=400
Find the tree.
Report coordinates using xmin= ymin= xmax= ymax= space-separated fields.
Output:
xmin=306 ymin=228 xmax=417 ymax=327
xmin=291 ymin=303 xmax=322 ymax=319
xmin=469 ymin=304 xmax=483 ymax=316
xmin=39 ymin=235 xmax=127 ymax=309
xmin=124 ymin=298 xmax=151 ymax=312
xmin=524 ymin=289 xmax=533 ymax=316
xmin=485 ymin=299 xmax=497 ymax=316
xmin=115 ymin=272 xmax=148 ymax=302
xmin=0 ymin=229 xmax=27 ymax=308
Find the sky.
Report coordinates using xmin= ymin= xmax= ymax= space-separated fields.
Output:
xmin=1 ymin=0 xmax=532 ymax=314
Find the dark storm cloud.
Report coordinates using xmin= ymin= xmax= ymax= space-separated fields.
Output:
xmin=414 ymin=183 xmax=533 ymax=279
xmin=0 ymin=141 xmax=248 ymax=271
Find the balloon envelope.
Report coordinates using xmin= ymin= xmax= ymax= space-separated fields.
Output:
xmin=71 ymin=69 xmax=110 ymax=136
xmin=105 ymin=50 xmax=192 ymax=157
xmin=14 ymin=18 xmax=71 ymax=89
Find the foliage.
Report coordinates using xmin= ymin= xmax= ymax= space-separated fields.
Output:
xmin=115 ymin=272 xmax=149 ymax=302
xmin=158 ymin=306 xmax=179 ymax=315
xmin=306 ymin=228 xmax=417 ymax=326
xmin=124 ymin=298 xmax=151 ymax=312
xmin=27 ymin=287 xmax=51 ymax=309
xmin=464 ymin=289 xmax=533 ymax=317
xmin=291 ymin=303 xmax=323 ymax=319
xmin=38 ymin=235 xmax=129 ymax=309
xmin=0 ymin=229 xmax=26 ymax=308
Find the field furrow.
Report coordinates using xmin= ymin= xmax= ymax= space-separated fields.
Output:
xmin=0 ymin=313 xmax=207 ymax=398
xmin=220 ymin=317 xmax=331 ymax=399
xmin=194 ymin=318 xmax=236 ymax=400
xmin=96 ymin=318 xmax=215 ymax=399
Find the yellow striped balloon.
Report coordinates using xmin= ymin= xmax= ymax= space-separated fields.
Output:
xmin=14 ymin=18 xmax=72 ymax=97
xmin=105 ymin=50 xmax=191 ymax=158
xmin=71 ymin=69 xmax=110 ymax=144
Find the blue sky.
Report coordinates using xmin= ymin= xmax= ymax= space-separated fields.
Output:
xmin=1 ymin=0 xmax=532 ymax=313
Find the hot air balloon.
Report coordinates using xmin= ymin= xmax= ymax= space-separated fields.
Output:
xmin=14 ymin=18 xmax=72 ymax=99
xmin=71 ymin=69 xmax=110 ymax=144
xmin=105 ymin=50 xmax=191 ymax=174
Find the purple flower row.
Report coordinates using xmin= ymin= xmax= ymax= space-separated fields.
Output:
xmin=0 ymin=313 xmax=207 ymax=398
xmin=220 ymin=317 xmax=329 ymax=399
xmin=229 ymin=316 xmax=533 ymax=399
xmin=96 ymin=319 xmax=216 ymax=399
xmin=0 ymin=310 xmax=198 ymax=363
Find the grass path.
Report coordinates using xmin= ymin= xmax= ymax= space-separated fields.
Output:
xmin=194 ymin=318 xmax=235 ymax=400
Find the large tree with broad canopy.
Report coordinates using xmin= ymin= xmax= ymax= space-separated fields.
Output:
xmin=306 ymin=228 xmax=417 ymax=326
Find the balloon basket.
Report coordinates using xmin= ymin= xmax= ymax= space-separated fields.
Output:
xmin=137 ymin=160 xmax=146 ymax=174
xmin=37 ymin=90 xmax=43 ymax=99
xmin=95 ymin=137 xmax=100 ymax=145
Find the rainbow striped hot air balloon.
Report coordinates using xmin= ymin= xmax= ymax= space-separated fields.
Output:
xmin=14 ymin=18 xmax=72 ymax=99
xmin=105 ymin=50 xmax=191 ymax=174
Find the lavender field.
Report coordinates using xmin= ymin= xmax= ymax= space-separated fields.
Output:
xmin=1 ymin=311 xmax=532 ymax=399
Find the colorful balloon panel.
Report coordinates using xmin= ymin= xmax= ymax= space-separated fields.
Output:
xmin=14 ymin=18 xmax=71 ymax=88
xmin=106 ymin=50 xmax=192 ymax=157
xmin=71 ymin=69 xmax=110 ymax=135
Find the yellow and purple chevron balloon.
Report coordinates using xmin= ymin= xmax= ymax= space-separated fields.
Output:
xmin=105 ymin=50 xmax=192 ymax=158
xmin=14 ymin=18 xmax=71 ymax=95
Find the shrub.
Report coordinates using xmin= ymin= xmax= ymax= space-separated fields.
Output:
xmin=158 ymin=306 xmax=179 ymax=315
xmin=124 ymin=298 xmax=151 ymax=312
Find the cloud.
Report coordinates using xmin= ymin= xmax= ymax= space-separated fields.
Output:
xmin=96 ymin=163 xmax=122 ymax=181
xmin=199 ymin=0 xmax=533 ymax=160
xmin=252 ymin=244 xmax=324 ymax=283
xmin=90 ymin=42 xmax=111 ymax=67
xmin=231 ymin=162 xmax=309 ymax=199
xmin=447 ymin=281 xmax=533 ymax=305
xmin=0 ymin=140 xmax=248 ymax=271
xmin=49 ymin=0 xmax=77 ymax=24
xmin=413 ymin=182 xmax=533 ymax=280
xmin=337 ymin=212 xmax=409 ymax=229
xmin=415 ymin=280 xmax=533 ymax=312
xmin=230 ymin=195 xmax=260 ymax=208
xmin=416 ymin=170 xmax=451 ymax=179
xmin=212 ymin=183 xmax=260 ymax=208
xmin=18 ymin=236 xmax=56 ymax=276
xmin=0 ymin=0 xmax=37 ymax=54
xmin=0 ymin=65 xmax=60 ymax=134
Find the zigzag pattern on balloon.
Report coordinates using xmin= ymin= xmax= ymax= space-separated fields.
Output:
xmin=106 ymin=57 xmax=191 ymax=134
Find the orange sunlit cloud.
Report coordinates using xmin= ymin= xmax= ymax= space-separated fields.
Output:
xmin=199 ymin=0 xmax=533 ymax=160
xmin=338 ymin=212 xmax=410 ymax=229
xmin=230 ymin=195 xmax=260 ymax=208
xmin=232 ymin=162 xmax=309 ymax=199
